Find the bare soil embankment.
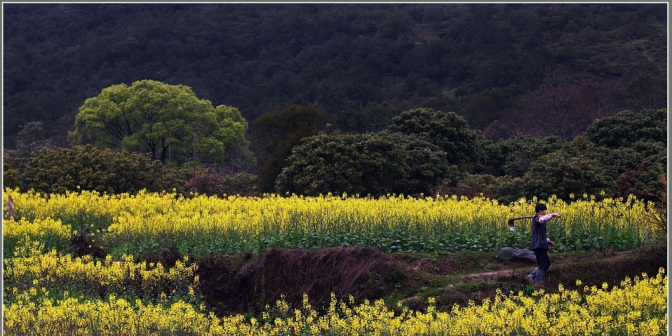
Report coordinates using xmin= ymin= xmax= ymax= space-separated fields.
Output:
xmin=189 ymin=244 xmax=666 ymax=316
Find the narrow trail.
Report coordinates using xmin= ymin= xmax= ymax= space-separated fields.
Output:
xmin=457 ymin=269 xmax=521 ymax=280
xmin=398 ymin=248 xmax=666 ymax=306
xmin=453 ymin=250 xmax=640 ymax=282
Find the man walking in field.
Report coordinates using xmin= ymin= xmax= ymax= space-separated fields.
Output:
xmin=527 ymin=203 xmax=560 ymax=287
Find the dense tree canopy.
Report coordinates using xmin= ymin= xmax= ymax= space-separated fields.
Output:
xmin=584 ymin=109 xmax=667 ymax=149
xmin=523 ymin=134 xmax=664 ymax=201
xmin=2 ymin=2 xmax=667 ymax=201
xmin=4 ymin=145 xmax=182 ymax=195
xmin=442 ymin=108 xmax=667 ymax=202
xmin=4 ymin=4 xmax=666 ymax=148
xmin=276 ymin=131 xmax=451 ymax=197
xmin=523 ymin=140 xmax=618 ymax=200
xmin=488 ymin=135 xmax=566 ymax=177
xmin=250 ymin=104 xmax=327 ymax=192
xmin=387 ymin=108 xmax=481 ymax=172
xmin=68 ymin=80 xmax=251 ymax=167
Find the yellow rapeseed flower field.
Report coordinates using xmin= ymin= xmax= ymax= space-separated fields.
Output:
xmin=3 ymin=188 xmax=658 ymax=255
xmin=2 ymin=189 xmax=666 ymax=335
xmin=3 ymin=268 xmax=667 ymax=335
xmin=4 ymin=239 xmax=199 ymax=306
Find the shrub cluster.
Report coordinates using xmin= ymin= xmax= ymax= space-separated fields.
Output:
xmin=4 ymin=145 xmax=183 ymax=195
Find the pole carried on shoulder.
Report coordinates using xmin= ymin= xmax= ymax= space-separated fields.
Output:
xmin=506 ymin=216 xmax=533 ymax=231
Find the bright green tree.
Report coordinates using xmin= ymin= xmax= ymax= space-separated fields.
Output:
xmin=68 ymin=79 xmax=252 ymax=166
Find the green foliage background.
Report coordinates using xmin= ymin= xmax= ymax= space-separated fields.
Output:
xmin=2 ymin=4 xmax=667 ymax=202
xmin=4 ymin=4 xmax=666 ymax=148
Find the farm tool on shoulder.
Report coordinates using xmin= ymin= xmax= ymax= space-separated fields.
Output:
xmin=506 ymin=216 xmax=534 ymax=231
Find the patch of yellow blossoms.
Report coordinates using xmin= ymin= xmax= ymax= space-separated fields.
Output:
xmin=4 ymin=268 xmax=667 ymax=335
xmin=4 ymin=240 xmax=199 ymax=305
xmin=3 ymin=189 xmax=655 ymax=245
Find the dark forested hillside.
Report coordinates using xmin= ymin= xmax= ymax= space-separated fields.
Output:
xmin=3 ymin=3 xmax=667 ymax=149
